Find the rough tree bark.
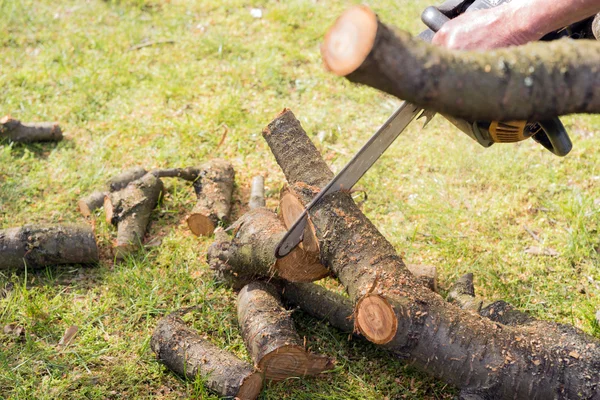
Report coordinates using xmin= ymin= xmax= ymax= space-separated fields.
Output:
xmin=104 ymin=173 xmax=163 ymax=259
xmin=208 ymin=207 xmax=329 ymax=285
xmin=0 ymin=116 xmax=63 ymax=143
xmin=237 ymin=281 xmax=333 ymax=381
xmin=262 ymin=108 xmax=600 ymax=399
xmin=0 ymin=225 xmax=98 ymax=270
xmin=151 ymin=310 xmax=263 ymax=400
xmin=321 ymin=5 xmax=600 ymax=121
xmin=186 ymin=159 xmax=235 ymax=236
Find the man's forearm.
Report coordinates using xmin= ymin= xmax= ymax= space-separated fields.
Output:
xmin=510 ymin=0 xmax=600 ymax=40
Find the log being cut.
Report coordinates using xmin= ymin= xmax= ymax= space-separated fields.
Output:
xmin=262 ymin=108 xmax=600 ymax=400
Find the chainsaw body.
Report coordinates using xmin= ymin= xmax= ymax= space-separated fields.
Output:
xmin=419 ymin=0 xmax=594 ymax=156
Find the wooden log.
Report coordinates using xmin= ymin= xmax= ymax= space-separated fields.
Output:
xmin=104 ymin=173 xmax=163 ymax=259
xmin=187 ymin=159 xmax=235 ymax=236
xmin=321 ymin=5 xmax=600 ymax=121
xmin=0 ymin=224 xmax=98 ymax=270
xmin=78 ymin=191 xmax=107 ymax=218
xmin=237 ymin=282 xmax=333 ymax=381
xmin=0 ymin=116 xmax=62 ymax=143
xmin=262 ymin=109 xmax=600 ymax=399
xmin=107 ymin=167 xmax=148 ymax=192
xmin=281 ymin=282 xmax=355 ymax=334
xmin=248 ymin=176 xmax=266 ymax=210
xmin=151 ymin=311 xmax=263 ymax=400
xmin=405 ymin=264 xmax=437 ymax=292
xmin=278 ymin=187 xmax=320 ymax=258
xmin=150 ymin=167 xmax=201 ymax=181
xmin=207 ymin=208 xmax=329 ymax=284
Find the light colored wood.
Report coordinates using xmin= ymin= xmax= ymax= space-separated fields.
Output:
xmin=355 ymin=294 xmax=398 ymax=344
xmin=321 ymin=5 xmax=378 ymax=76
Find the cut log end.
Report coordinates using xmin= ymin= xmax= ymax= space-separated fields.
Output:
xmin=258 ymin=344 xmax=308 ymax=382
xmin=187 ymin=213 xmax=216 ymax=236
xmin=275 ymin=247 xmax=330 ymax=282
xmin=103 ymin=195 xmax=115 ymax=224
xmin=236 ymin=373 xmax=264 ymax=400
xmin=321 ymin=5 xmax=378 ymax=76
xmin=355 ymin=294 xmax=398 ymax=344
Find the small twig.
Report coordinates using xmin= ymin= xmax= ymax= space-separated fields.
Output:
xmin=216 ymin=124 xmax=229 ymax=150
xmin=523 ymin=225 xmax=543 ymax=244
xmin=127 ymin=39 xmax=175 ymax=52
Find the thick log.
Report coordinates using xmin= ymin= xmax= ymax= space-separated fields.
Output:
xmin=249 ymin=176 xmax=266 ymax=210
xmin=237 ymin=282 xmax=333 ymax=381
xmin=151 ymin=311 xmax=263 ymax=400
xmin=321 ymin=5 xmax=600 ymax=121
xmin=187 ymin=159 xmax=235 ymax=236
xmin=0 ymin=224 xmax=98 ymax=270
xmin=78 ymin=191 xmax=107 ymax=218
xmin=262 ymin=109 xmax=600 ymax=399
xmin=0 ymin=116 xmax=62 ymax=143
xmin=207 ymin=208 xmax=329 ymax=284
xmin=279 ymin=187 xmax=320 ymax=258
xmin=104 ymin=173 xmax=163 ymax=259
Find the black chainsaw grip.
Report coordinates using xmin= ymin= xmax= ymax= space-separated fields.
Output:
xmin=538 ymin=118 xmax=573 ymax=157
xmin=421 ymin=6 xmax=451 ymax=33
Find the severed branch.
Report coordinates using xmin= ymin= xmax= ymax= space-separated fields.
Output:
xmin=321 ymin=6 xmax=600 ymax=121
xmin=237 ymin=282 xmax=333 ymax=381
xmin=151 ymin=310 xmax=263 ymax=400
xmin=262 ymin=108 xmax=600 ymax=399
xmin=0 ymin=116 xmax=62 ymax=143
xmin=0 ymin=225 xmax=98 ymax=270
xmin=104 ymin=173 xmax=163 ymax=259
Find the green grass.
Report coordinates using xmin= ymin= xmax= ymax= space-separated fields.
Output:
xmin=1 ymin=0 xmax=599 ymax=398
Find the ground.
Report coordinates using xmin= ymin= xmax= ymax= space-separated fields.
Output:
xmin=1 ymin=0 xmax=599 ymax=399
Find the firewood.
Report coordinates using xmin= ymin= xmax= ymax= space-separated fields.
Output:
xmin=104 ymin=173 xmax=163 ymax=259
xmin=248 ymin=175 xmax=266 ymax=210
xmin=77 ymin=167 xmax=148 ymax=218
xmin=186 ymin=159 xmax=235 ymax=236
xmin=151 ymin=311 xmax=263 ymax=400
xmin=237 ymin=282 xmax=333 ymax=381
xmin=262 ymin=108 xmax=600 ymax=399
xmin=208 ymin=208 xmax=329 ymax=285
xmin=321 ymin=5 xmax=600 ymax=121
xmin=78 ymin=191 xmax=107 ymax=218
xmin=0 ymin=116 xmax=62 ymax=143
xmin=0 ymin=224 xmax=98 ymax=270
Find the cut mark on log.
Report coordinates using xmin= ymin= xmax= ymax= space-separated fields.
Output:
xmin=321 ymin=5 xmax=378 ymax=77
xmin=355 ymin=294 xmax=397 ymax=344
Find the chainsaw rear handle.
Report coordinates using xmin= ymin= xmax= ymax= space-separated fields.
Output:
xmin=421 ymin=5 xmax=573 ymax=156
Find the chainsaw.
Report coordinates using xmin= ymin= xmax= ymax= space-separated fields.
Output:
xmin=275 ymin=0 xmax=595 ymax=258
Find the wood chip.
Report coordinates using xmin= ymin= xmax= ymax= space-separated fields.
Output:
xmin=524 ymin=246 xmax=559 ymax=256
xmin=58 ymin=325 xmax=78 ymax=348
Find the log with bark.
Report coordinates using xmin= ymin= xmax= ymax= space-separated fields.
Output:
xmin=185 ymin=159 xmax=235 ymax=237
xmin=208 ymin=207 xmax=329 ymax=286
xmin=151 ymin=310 xmax=263 ymax=400
xmin=262 ymin=108 xmax=600 ymax=399
xmin=78 ymin=167 xmax=148 ymax=217
xmin=104 ymin=173 xmax=163 ymax=259
xmin=0 ymin=224 xmax=98 ymax=270
xmin=237 ymin=281 xmax=333 ymax=381
xmin=321 ymin=5 xmax=600 ymax=121
xmin=0 ymin=116 xmax=63 ymax=143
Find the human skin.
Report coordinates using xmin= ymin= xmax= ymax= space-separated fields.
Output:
xmin=432 ymin=0 xmax=600 ymax=50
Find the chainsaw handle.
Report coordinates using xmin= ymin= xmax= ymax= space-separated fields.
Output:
xmin=421 ymin=6 xmax=450 ymax=32
xmin=537 ymin=118 xmax=573 ymax=157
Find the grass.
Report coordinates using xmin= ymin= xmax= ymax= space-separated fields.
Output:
xmin=1 ymin=0 xmax=599 ymax=398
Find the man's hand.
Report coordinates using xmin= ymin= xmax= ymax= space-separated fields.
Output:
xmin=432 ymin=0 xmax=600 ymax=51
xmin=432 ymin=4 xmax=538 ymax=50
